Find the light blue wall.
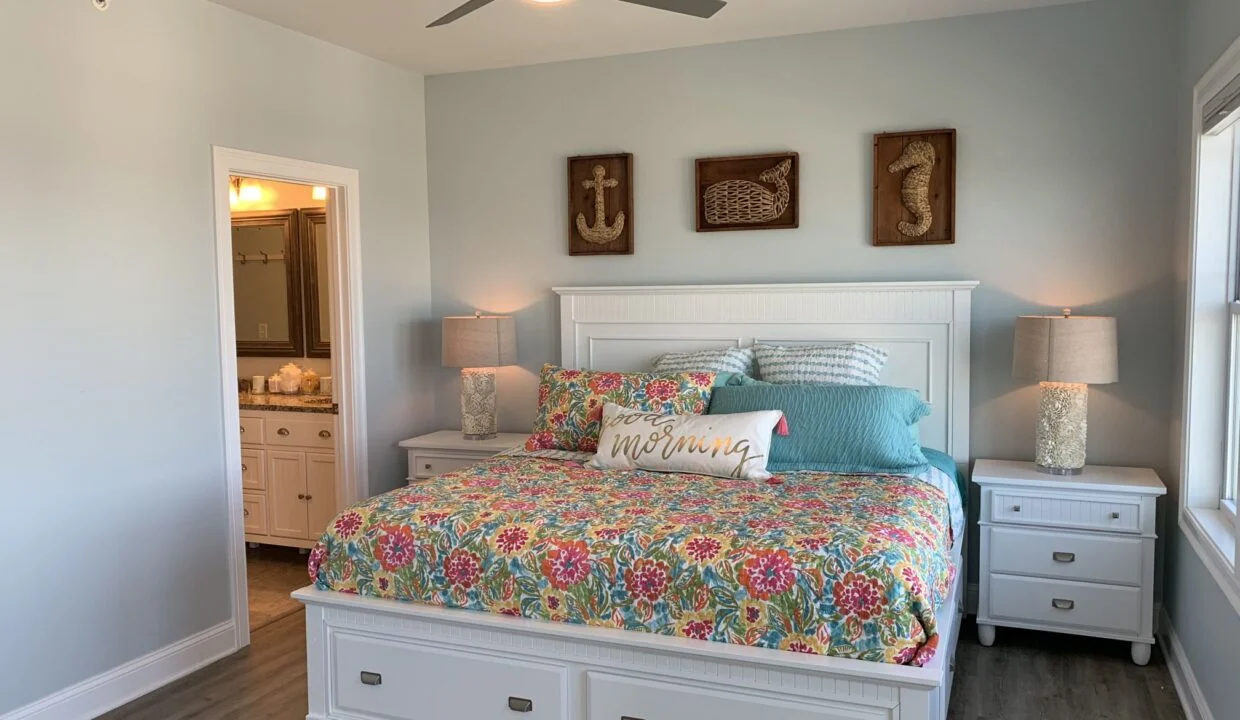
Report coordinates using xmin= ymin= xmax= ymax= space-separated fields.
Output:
xmin=1164 ymin=1 xmax=1240 ymax=717
xmin=0 ymin=0 xmax=433 ymax=714
xmin=426 ymin=0 xmax=1181 ymax=580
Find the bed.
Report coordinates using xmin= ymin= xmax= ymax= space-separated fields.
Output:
xmin=294 ymin=281 xmax=976 ymax=720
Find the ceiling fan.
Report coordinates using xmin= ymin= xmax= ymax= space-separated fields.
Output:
xmin=428 ymin=0 xmax=727 ymax=28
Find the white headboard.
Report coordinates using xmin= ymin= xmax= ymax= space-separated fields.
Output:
xmin=554 ymin=281 xmax=977 ymax=466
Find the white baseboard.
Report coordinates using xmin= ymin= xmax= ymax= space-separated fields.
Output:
xmin=1158 ymin=608 xmax=1215 ymax=720
xmin=2 ymin=621 xmax=236 ymax=720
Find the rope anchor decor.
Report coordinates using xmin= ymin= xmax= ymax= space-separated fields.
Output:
xmin=887 ymin=141 xmax=936 ymax=237
xmin=576 ymin=165 xmax=626 ymax=245
xmin=703 ymin=159 xmax=792 ymax=225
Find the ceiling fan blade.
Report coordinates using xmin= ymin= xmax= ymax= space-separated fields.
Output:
xmin=615 ymin=0 xmax=727 ymax=19
xmin=427 ymin=0 xmax=500 ymax=27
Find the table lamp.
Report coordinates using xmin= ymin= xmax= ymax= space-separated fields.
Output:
xmin=442 ymin=313 xmax=517 ymax=440
xmin=1012 ymin=310 xmax=1118 ymax=475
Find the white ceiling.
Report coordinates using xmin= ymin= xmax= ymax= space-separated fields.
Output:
xmin=209 ymin=0 xmax=1088 ymax=75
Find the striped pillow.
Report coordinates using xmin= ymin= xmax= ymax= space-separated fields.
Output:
xmin=753 ymin=343 xmax=888 ymax=386
xmin=651 ymin=346 xmax=755 ymax=375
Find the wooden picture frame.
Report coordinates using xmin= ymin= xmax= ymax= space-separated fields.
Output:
xmin=873 ymin=129 xmax=956 ymax=246
xmin=231 ymin=209 xmax=305 ymax=358
xmin=695 ymin=152 xmax=799 ymax=232
xmin=568 ymin=153 xmax=633 ymax=256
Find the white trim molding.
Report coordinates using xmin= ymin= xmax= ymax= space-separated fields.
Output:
xmin=1158 ymin=608 xmax=1216 ymax=720
xmin=1179 ymin=31 xmax=1240 ymax=619
xmin=211 ymin=146 xmax=368 ymax=649
xmin=0 ymin=622 xmax=234 ymax=720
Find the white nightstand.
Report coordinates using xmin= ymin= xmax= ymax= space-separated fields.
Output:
xmin=398 ymin=431 xmax=527 ymax=483
xmin=973 ymin=460 xmax=1167 ymax=665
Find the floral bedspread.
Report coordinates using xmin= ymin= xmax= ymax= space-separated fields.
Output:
xmin=309 ymin=456 xmax=955 ymax=666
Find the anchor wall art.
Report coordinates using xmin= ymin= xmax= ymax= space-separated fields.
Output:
xmin=568 ymin=153 xmax=634 ymax=256
xmin=872 ymin=129 xmax=956 ymax=246
xmin=695 ymin=152 xmax=799 ymax=232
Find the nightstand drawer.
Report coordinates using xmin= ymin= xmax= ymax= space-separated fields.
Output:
xmin=990 ymin=490 xmax=1141 ymax=533
xmin=989 ymin=574 xmax=1141 ymax=635
xmin=412 ymin=454 xmax=483 ymax=479
xmin=988 ymin=527 xmax=1143 ymax=586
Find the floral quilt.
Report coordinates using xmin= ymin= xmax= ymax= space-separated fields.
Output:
xmin=309 ymin=456 xmax=955 ymax=666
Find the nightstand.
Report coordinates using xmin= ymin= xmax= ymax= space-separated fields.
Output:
xmin=398 ymin=431 xmax=527 ymax=483
xmin=973 ymin=460 xmax=1166 ymax=665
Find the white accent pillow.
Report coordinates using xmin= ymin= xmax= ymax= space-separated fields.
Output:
xmin=587 ymin=403 xmax=782 ymax=481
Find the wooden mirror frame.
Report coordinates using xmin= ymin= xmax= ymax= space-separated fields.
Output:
xmin=232 ymin=210 xmax=305 ymax=358
xmin=300 ymin=208 xmax=331 ymax=359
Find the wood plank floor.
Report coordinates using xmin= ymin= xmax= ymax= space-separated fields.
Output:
xmin=105 ymin=616 xmax=1184 ymax=719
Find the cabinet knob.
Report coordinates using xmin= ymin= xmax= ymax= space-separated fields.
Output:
xmin=1051 ymin=598 xmax=1075 ymax=611
xmin=297 ymin=493 xmax=306 ymax=500
xmin=305 ymin=494 xmax=313 ymax=501
xmin=507 ymin=697 xmax=533 ymax=713
xmin=241 ymin=463 xmax=247 ymax=472
xmin=278 ymin=428 xmax=290 ymax=436
xmin=243 ymin=508 xmax=250 ymax=517
xmin=319 ymin=430 xmax=332 ymax=438
xmin=240 ymin=426 xmax=246 ymax=434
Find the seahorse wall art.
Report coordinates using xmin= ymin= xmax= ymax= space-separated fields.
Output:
xmin=887 ymin=141 xmax=936 ymax=238
xmin=704 ymin=158 xmax=793 ymax=226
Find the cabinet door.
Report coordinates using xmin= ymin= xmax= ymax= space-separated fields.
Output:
xmin=268 ymin=450 xmax=309 ymax=539
xmin=306 ymin=453 xmax=337 ymax=539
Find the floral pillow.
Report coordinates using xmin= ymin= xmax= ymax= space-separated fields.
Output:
xmin=524 ymin=364 xmax=717 ymax=453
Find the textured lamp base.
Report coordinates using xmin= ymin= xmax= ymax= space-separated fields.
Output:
xmin=1035 ymin=381 xmax=1088 ymax=475
xmin=460 ymin=368 xmax=498 ymax=440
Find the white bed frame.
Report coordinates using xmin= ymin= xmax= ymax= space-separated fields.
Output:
xmin=295 ymin=281 xmax=977 ymax=720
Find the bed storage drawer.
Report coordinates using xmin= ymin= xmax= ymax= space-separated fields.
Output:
xmin=585 ymin=672 xmax=880 ymax=720
xmin=987 ymin=574 xmax=1141 ymax=635
xmin=989 ymin=491 xmax=1140 ymax=533
xmin=987 ymin=527 xmax=1143 ymax=586
xmin=331 ymin=632 xmax=568 ymax=720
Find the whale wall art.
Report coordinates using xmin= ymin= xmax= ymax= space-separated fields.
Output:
xmin=873 ymin=129 xmax=956 ymax=246
xmin=695 ymin=152 xmax=800 ymax=232
xmin=569 ymin=153 xmax=634 ymax=256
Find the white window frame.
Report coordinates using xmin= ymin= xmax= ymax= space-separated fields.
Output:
xmin=1182 ymin=33 xmax=1240 ymax=618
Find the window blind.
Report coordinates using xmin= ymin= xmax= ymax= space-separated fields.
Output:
xmin=1204 ymin=70 xmax=1240 ymax=135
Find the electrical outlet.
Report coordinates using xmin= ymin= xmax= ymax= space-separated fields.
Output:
xmin=258 ymin=323 xmax=268 ymax=339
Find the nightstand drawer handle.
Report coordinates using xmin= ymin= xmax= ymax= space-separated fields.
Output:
xmin=507 ymin=697 xmax=533 ymax=713
xmin=1052 ymin=551 xmax=1076 ymax=563
xmin=425 ymin=463 xmax=433 ymax=470
xmin=360 ymin=671 xmax=382 ymax=686
xmin=1110 ymin=511 xmax=1121 ymax=520
xmin=1051 ymin=598 xmax=1075 ymax=611
xmin=1011 ymin=504 xmax=1021 ymax=512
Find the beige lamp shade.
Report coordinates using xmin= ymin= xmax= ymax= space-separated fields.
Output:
xmin=442 ymin=315 xmax=517 ymax=368
xmin=1012 ymin=313 xmax=1118 ymax=385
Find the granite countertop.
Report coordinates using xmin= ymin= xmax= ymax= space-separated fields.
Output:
xmin=239 ymin=392 xmax=338 ymax=415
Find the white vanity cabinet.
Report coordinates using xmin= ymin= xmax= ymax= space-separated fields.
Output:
xmin=241 ymin=410 xmax=338 ymax=549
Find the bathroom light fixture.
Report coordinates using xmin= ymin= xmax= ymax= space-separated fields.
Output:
xmin=312 ymin=186 xmax=328 ymax=201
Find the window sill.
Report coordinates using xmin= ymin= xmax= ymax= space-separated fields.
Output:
xmin=1181 ymin=507 xmax=1240 ymax=618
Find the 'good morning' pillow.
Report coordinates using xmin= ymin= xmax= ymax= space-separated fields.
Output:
xmin=587 ymin=402 xmax=783 ymax=481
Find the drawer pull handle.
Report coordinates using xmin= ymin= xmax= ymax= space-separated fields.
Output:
xmin=243 ymin=508 xmax=249 ymax=517
xmin=241 ymin=463 xmax=247 ymax=472
xmin=240 ymin=427 xmax=246 ymax=434
xmin=360 ymin=671 xmax=382 ymax=686
xmin=1052 ymin=551 xmax=1076 ymax=563
xmin=1110 ymin=512 xmax=1121 ymax=520
xmin=297 ymin=493 xmax=306 ymax=500
xmin=319 ymin=430 xmax=332 ymax=438
xmin=1012 ymin=505 xmax=1021 ymax=512
xmin=277 ymin=428 xmax=290 ymax=436
xmin=1051 ymin=598 xmax=1075 ymax=611
xmin=425 ymin=464 xmax=433 ymax=470
xmin=507 ymin=697 xmax=533 ymax=713
xmin=305 ymin=494 xmax=313 ymax=501
xmin=621 ymin=716 xmax=646 ymax=720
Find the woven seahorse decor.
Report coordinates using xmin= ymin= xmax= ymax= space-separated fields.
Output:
xmin=872 ymin=130 xmax=956 ymax=246
xmin=695 ymin=153 xmax=799 ymax=232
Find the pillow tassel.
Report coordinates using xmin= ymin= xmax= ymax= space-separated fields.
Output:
xmin=775 ymin=413 xmax=789 ymax=437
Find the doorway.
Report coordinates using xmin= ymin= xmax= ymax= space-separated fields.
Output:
xmin=212 ymin=147 xmax=369 ymax=650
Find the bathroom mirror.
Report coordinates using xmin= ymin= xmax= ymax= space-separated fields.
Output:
xmin=301 ymin=209 xmax=332 ymax=358
xmin=232 ymin=210 xmax=304 ymax=357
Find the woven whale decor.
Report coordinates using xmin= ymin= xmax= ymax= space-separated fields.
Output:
xmin=704 ymin=159 xmax=792 ymax=225
xmin=695 ymin=153 xmax=799 ymax=232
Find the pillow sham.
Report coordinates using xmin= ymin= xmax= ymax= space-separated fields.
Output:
xmin=588 ymin=402 xmax=783 ymax=480
xmin=753 ymin=342 xmax=888 ymax=386
xmin=524 ymin=364 xmax=716 ymax=453
xmin=651 ymin=346 xmax=756 ymax=376
xmin=707 ymin=384 xmax=930 ymax=475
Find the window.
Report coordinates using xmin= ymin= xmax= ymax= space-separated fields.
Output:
xmin=1184 ymin=34 xmax=1240 ymax=615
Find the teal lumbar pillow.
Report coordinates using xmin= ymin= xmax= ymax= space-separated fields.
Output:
xmin=707 ymin=384 xmax=931 ymax=475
